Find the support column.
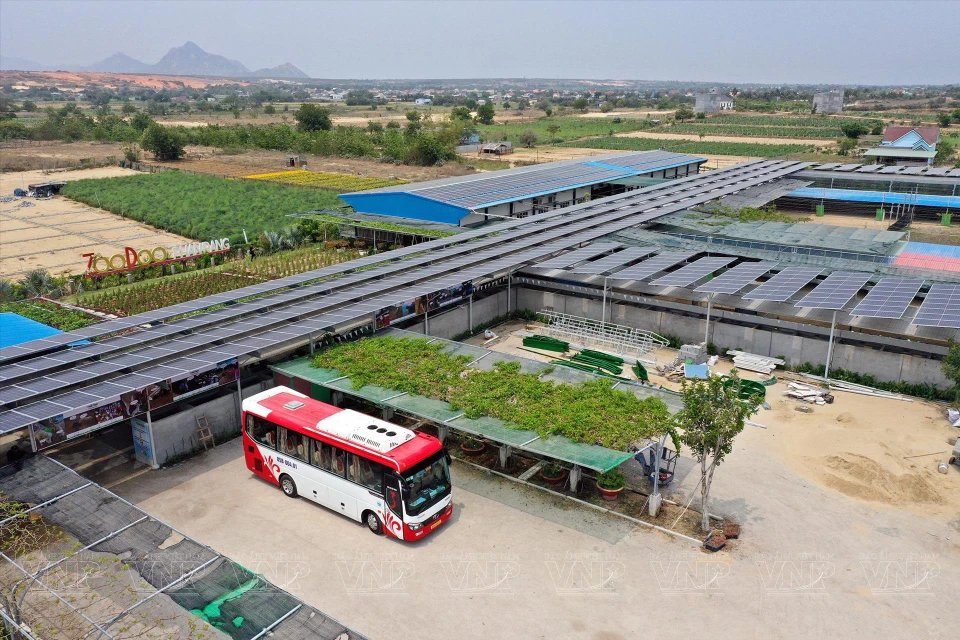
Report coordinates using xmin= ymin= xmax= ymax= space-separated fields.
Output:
xmin=824 ymin=309 xmax=838 ymax=379
xmin=145 ymin=407 xmax=159 ymax=469
xmin=568 ymin=465 xmax=581 ymax=492
xmin=601 ymin=277 xmax=608 ymax=328
xmin=507 ymin=273 xmax=512 ymax=314
xmin=437 ymin=424 xmax=449 ymax=444
xmin=424 ymin=308 xmax=429 ymax=336
xmin=703 ymin=293 xmax=714 ymax=345
xmin=381 ymin=407 xmax=395 ymax=421
xmin=468 ymin=294 xmax=474 ymax=332
xmin=649 ymin=435 xmax=666 ymax=517
xmin=498 ymin=445 xmax=512 ymax=470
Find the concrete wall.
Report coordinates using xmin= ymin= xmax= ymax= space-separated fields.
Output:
xmin=150 ymin=379 xmax=274 ymax=465
xmin=405 ymin=290 xmax=512 ymax=340
xmin=516 ymin=287 xmax=950 ymax=387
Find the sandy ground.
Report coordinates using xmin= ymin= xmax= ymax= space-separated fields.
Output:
xmin=0 ymin=69 xmax=236 ymax=90
xmin=0 ymin=140 xmax=126 ymax=172
xmin=0 ymin=167 xmax=190 ymax=277
xmin=615 ymin=129 xmax=834 ymax=147
xmin=145 ymin=147 xmax=477 ymax=182
xmin=577 ymin=110 xmax=677 ymax=119
xmin=482 ymin=324 xmax=960 ymax=519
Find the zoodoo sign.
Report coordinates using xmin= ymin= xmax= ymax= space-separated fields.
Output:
xmin=83 ymin=238 xmax=231 ymax=276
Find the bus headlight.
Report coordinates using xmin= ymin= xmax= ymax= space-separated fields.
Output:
xmin=408 ymin=522 xmax=423 ymax=531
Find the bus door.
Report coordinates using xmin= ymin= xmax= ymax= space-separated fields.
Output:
xmin=383 ymin=476 xmax=405 ymax=539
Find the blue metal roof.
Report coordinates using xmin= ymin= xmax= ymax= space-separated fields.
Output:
xmin=0 ymin=313 xmax=66 ymax=348
xmin=341 ymin=151 xmax=705 ymax=215
xmin=788 ymin=187 xmax=960 ymax=209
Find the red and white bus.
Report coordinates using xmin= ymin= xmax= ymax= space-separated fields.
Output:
xmin=241 ymin=387 xmax=454 ymax=540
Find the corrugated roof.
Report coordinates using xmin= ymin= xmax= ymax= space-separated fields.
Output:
xmin=342 ymin=150 xmax=705 ymax=210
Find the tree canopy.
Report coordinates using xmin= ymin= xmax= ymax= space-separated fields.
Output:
xmin=295 ymin=103 xmax=332 ymax=132
xmin=140 ymin=123 xmax=185 ymax=160
xmin=475 ymin=103 xmax=495 ymax=125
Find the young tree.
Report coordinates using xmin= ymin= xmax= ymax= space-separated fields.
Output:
xmin=121 ymin=102 xmax=137 ymax=115
xmin=870 ymin=121 xmax=883 ymax=136
xmin=295 ymin=103 xmax=332 ymax=132
xmin=675 ymin=373 xmax=754 ymax=532
xmin=475 ymin=103 xmax=495 ymax=125
xmin=544 ymin=107 xmax=552 ymax=117
xmin=837 ymin=137 xmax=858 ymax=156
xmin=572 ymin=97 xmax=589 ymax=112
xmin=21 ymin=100 xmax=38 ymax=112
xmin=519 ymin=130 xmax=538 ymax=147
xmin=264 ymin=104 xmax=277 ymax=115
xmin=450 ymin=105 xmax=472 ymax=121
xmin=937 ymin=112 xmax=952 ymax=127
xmin=934 ymin=137 xmax=955 ymax=165
xmin=675 ymin=107 xmax=694 ymax=122
xmin=140 ymin=123 xmax=185 ymax=160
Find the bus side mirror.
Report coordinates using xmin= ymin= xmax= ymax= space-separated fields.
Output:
xmin=445 ymin=451 xmax=452 ymax=465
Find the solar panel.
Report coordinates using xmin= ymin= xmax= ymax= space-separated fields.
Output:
xmin=608 ymin=251 xmax=697 ymax=281
xmin=947 ymin=168 xmax=960 ymax=178
xmin=850 ymin=278 xmax=924 ymax=319
xmin=814 ymin=163 xmax=842 ymax=171
xmin=570 ymin=246 xmax=658 ymax=274
xmin=855 ymin=165 xmax=883 ymax=173
xmin=900 ymin=166 xmax=925 ymax=175
xmin=695 ymin=261 xmax=779 ymax=294
xmin=833 ymin=164 xmax=862 ymax=172
xmin=878 ymin=165 xmax=903 ymax=174
xmin=650 ymin=257 xmax=736 ymax=287
xmin=743 ymin=267 xmax=824 ymax=302
xmin=795 ymin=271 xmax=873 ymax=309
xmin=912 ymin=284 xmax=960 ymax=328
xmin=533 ymin=243 xmax=622 ymax=269
xmin=925 ymin=168 xmax=950 ymax=176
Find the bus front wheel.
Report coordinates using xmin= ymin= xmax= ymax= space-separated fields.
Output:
xmin=279 ymin=475 xmax=298 ymax=498
xmin=364 ymin=511 xmax=383 ymax=535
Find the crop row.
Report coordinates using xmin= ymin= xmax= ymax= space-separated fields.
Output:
xmin=78 ymin=246 xmax=362 ymax=316
xmin=665 ymin=124 xmax=842 ymax=139
xmin=245 ymin=170 xmax=407 ymax=192
xmin=561 ymin=136 xmax=815 ymax=158
xmin=705 ymin=114 xmax=871 ymax=128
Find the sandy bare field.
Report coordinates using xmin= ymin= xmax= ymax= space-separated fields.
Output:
xmin=615 ymin=129 xmax=834 ymax=146
xmin=0 ymin=167 xmax=190 ymax=278
xmin=482 ymin=325 xmax=960 ymax=519
xmin=577 ymin=110 xmax=677 ymax=118
xmin=0 ymin=140 xmax=126 ymax=172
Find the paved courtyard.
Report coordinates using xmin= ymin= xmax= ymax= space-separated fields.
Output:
xmin=115 ymin=433 xmax=958 ymax=640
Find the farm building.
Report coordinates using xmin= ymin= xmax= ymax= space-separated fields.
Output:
xmin=339 ymin=150 xmax=706 ymax=226
xmin=415 ymin=98 xmax=432 ymax=105
xmin=864 ymin=126 xmax=940 ymax=166
xmin=694 ymin=90 xmax=734 ymax=114
xmin=813 ymin=90 xmax=844 ymax=114
xmin=481 ymin=141 xmax=513 ymax=156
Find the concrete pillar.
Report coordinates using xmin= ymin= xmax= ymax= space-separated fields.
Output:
xmin=437 ymin=425 xmax=449 ymax=443
xmin=498 ymin=445 xmax=512 ymax=469
xmin=331 ymin=391 xmax=344 ymax=407
xmin=568 ymin=465 xmax=581 ymax=492
xmin=381 ymin=407 xmax=395 ymax=421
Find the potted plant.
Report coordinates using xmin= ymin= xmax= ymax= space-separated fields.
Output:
xmin=704 ymin=529 xmax=727 ymax=552
xmin=539 ymin=462 xmax=568 ymax=485
xmin=460 ymin=437 xmax=485 ymax=456
xmin=596 ymin=467 xmax=626 ymax=501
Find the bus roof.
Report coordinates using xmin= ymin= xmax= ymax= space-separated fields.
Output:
xmin=242 ymin=387 xmax=442 ymax=472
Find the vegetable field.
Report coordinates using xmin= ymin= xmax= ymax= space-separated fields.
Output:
xmin=663 ymin=123 xmax=842 ymax=139
xmin=706 ymin=115 xmax=867 ymax=127
xmin=477 ymin=116 xmax=651 ymax=145
xmin=561 ymin=136 xmax=815 ymax=158
xmin=61 ymin=172 xmax=344 ymax=243
xmin=244 ymin=170 xmax=407 ymax=192
xmin=78 ymin=246 xmax=362 ymax=316
xmin=312 ymin=337 xmax=670 ymax=449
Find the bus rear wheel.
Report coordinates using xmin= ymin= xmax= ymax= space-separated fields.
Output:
xmin=279 ymin=475 xmax=297 ymax=498
xmin=365 ymin=511 xmax=383 ymax=535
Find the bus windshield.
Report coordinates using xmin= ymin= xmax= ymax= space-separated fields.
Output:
xmin=402 ymin=453 xmax=450 ymax=516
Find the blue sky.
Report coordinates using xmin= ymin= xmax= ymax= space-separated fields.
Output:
xmin=1 ymin=0 xmax=957 ymax=84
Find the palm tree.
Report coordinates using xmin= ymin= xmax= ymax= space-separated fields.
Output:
xmin=0 ymin=279 xmax=14 ymax=302
xmin=19 ymin=269 xmax=54 ymax=297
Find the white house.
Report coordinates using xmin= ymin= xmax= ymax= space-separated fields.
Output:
xmin=415 ymin=98 xmax=432 ymax=105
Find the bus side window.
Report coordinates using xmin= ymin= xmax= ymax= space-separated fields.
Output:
xmin=347 ymin=454 xmax=384 ymax=493
xmin=250 ymin=416 xmax=276 ymax=449
xmin=311 ymin=439 xmax=333 ymax=471
xmin=278 ymin=427 xmax=307 ymax=462
xmin=330 ymin=446 xmax=346 ymax=478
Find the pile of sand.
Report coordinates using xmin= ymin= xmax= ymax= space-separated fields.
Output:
xmin=821 ymin=453 xmax=944 ymax=505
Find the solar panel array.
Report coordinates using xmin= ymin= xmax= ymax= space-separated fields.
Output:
xmin=912 ymin=284 xmax=960 ymax=328
xmin=743 ymin=267 xmax=824 ymax=302
xmin=0 ymin=161 xmax=813 ymax=434
xmin=650 ymin=257 xmax=736 ymax=287
xmin=533 ymin=243 xmax=622 ymax=269
xmin=795 ymin=271 xmax=873 ymax=309
xmin=695 ymin=261 xmax=778 ymax=294
xmin=850 ymin=278 xmax=924 ymax=319
xmin=608 ymin=251 xmax=697 ymax=281
xmin=403 ymin=151 xmax=692 ymax=209
xmin=570 ymin=246 xmax=658 ymax=274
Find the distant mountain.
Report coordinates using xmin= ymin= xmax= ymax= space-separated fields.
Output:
xmin=152 ymin=41 xmax=249 ymax=77
xmin=1 ymin=42 xmax=309 ymax=79
xmin=252 ymin=62 xmax=310 ymax=79
xmin=82 ymin=52 xmax=152 ymax=74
